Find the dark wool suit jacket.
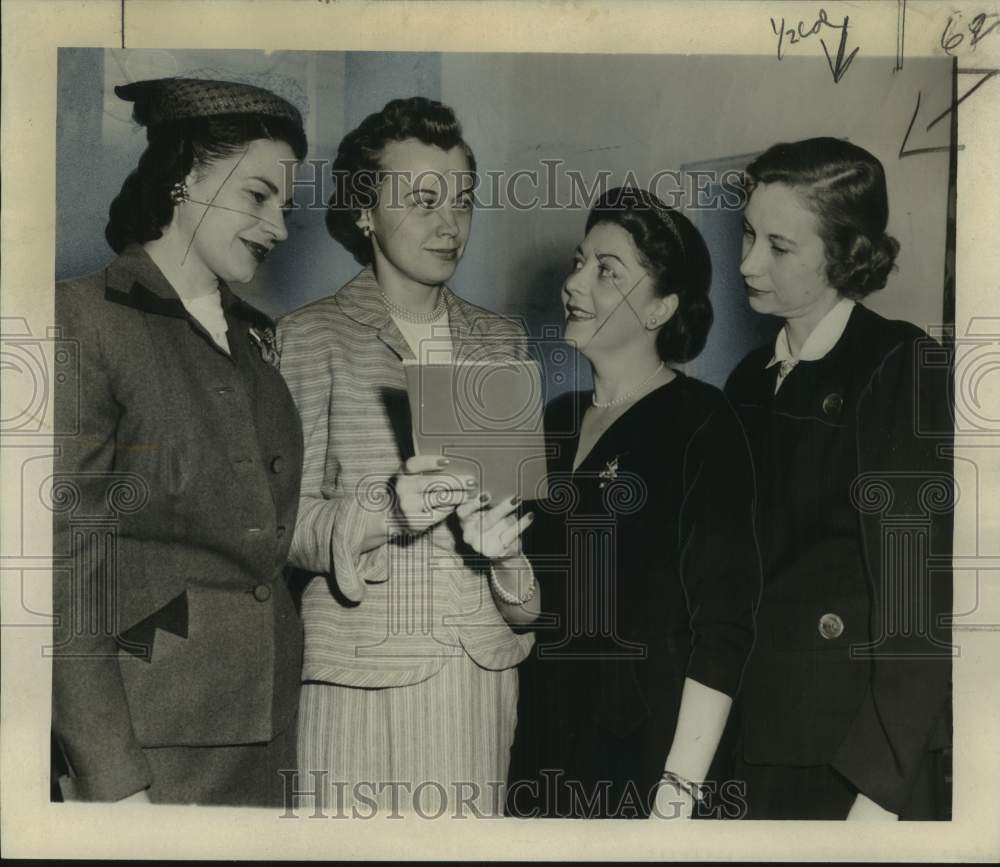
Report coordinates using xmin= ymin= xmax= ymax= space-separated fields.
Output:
xmin=52 ymin=245 xmax=304 ymax=802
xmin=725 ymin=303 xmax=953 ymax=815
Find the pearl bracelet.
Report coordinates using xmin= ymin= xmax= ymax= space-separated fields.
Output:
xmin=660 ymin=770 xmax=706 ymax=803
xmin=488 ymin=563 xmax=536 ymax=606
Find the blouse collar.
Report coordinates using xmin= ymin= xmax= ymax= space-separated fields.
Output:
xmin=767 ymin=296 xmax=856 ymax=369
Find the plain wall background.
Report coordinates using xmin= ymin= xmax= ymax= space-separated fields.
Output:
xmin=56 ymin=48 xmax=952 ymax=390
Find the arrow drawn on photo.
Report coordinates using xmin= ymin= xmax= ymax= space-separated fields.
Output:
xmin=820 ymin=19 xmax=860 ymax=83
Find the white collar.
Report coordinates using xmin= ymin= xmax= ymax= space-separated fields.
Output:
xmin=767 ymin=297 xmax=855 ymax=369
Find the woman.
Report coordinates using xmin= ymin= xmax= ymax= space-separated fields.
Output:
xmin=461 ymin=187 xmax=761 ymax=819
xmin=725 ymin=137 xmax=953 ymax=820
xmin=51 ymin=76 xmax=308 ymax=805
xmin=276 ymin=97 xmax=534 ymax=816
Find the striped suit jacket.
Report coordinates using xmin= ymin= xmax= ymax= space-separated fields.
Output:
xmin=277 ymin=269 xmax=534 ymax=688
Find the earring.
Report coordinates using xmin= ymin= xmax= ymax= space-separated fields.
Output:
xmin=170 ymin=182 xmax=189 ymax=205
xmin=646 ymin=318 xmax=658 ymax=329
xmin=362 ymin=225 xmax=372 ymax=239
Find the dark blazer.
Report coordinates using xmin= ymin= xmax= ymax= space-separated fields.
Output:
xmin=52 ymin=245 xmax=304 ymax=802
xmin=725 ymin=303 xmax=953 ymax=815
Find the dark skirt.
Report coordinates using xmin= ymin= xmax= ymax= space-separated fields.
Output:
xmin=506 ymin=656 xmax=670 ymax=819
xmin=505 ymin=727 xmax=662 ymax=819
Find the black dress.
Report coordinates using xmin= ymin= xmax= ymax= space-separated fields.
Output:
xmin=506 ymin=373 xmax=760 ymax=818
xmin=723 ymin=304 xmax=953 ymax=820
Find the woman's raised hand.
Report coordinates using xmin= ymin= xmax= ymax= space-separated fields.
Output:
xmin=456 ymin=492 xmax=534 ymax=561
xmin=651 ymin=779 xmax=695 ymax=820
xmin=393 ymin=456 xmax=477 ymax=532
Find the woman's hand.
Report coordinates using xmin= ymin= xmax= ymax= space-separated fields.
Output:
xmin=456 ymin=493 xmax=533 ymax=561
xmin=457 ymin=493 xmax=539 ymax=625
xmin=846 ymin=793 xmax=899 ymax=821
xmin=650 ymin=778 xmax=695 ymax=820
xmin=393 ymin=456 xmax=477 ymax=533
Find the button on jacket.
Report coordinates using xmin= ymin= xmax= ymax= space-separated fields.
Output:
xmin=52 ymin=245 xmax=305 ymax=802
xmin=725 ymin=303 xmax=953 ymax=816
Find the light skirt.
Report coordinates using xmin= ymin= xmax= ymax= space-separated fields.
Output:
xmin=297 ymin=653 xmax=518 ymax=817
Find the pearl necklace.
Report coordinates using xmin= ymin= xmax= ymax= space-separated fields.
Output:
xmin=380 ymin=289 xmax=447 ymax=324
xmin=591 ymin=361 xmax=665 ymax=409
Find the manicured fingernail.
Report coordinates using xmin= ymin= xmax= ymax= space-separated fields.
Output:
xmin=479 ymin=492 xmax=491 ymax=504
xmin=525 ymin=512 xmax=534 ymax=525
xmin=511 ymin=495 xmax=521 ymax=506
xmin=437 ymin=458 xmax=450 ymax=467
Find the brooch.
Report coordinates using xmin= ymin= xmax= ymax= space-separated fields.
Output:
xmin=248 ymin=326 xmax=279 ymax=367
xmin=598 ymin=455 xmax=621 ymax=489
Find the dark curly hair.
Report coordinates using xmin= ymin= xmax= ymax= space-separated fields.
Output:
xmin=744 ymin=137 xmax=899 ymax=298
xmin=105 ymin=112 xmax=307 ymax=254
xmin=325 ymin=96 xmax=477 ymax=266
xmin=585 ymin=186 xmax=714 ymax=363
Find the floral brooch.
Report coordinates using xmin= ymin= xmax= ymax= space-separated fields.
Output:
xmin=248 ymin=326 xmax=279 ymax=367
xmin=598 ymin=454 xmax=621 ymax=489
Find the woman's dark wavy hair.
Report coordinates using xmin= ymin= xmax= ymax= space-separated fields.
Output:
xmin=586 ymin=186 xmax=714 ymax=364
xmin=325 ymin=96 xmax=477 ymax=266
xmin=744 ymin=137 xmax=899 ymax=298
xmin=105 ymin=110 xmax=307 ymax=254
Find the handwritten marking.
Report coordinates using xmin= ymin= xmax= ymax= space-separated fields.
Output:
xmin=899 ymin=70 xmax=999 ymax=158
xmin=899 ymin=92 xmax=952 ymax=158
xmin=821 ymin=17 xmax=860 ymax=83
xmin=770 ymin=8 xmax=859 ymax=82
xmin=895 ymin=0 xmax=906 ymax=72
xmin=181 ymin=148 xmax=251 ymax=266
xmin=941 ymin=11 xmax=1000 ymax=55
xmin=926 ymin=70 xmax=998 ymax=130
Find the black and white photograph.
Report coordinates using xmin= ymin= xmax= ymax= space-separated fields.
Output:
xmin=2 ymin=0 xmax=999 ymax=860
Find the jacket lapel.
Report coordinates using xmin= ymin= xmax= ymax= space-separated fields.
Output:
xmin=333 ymin=268 xmax=416 ymax=361
xmin=729 ymin=346 xmax=779 ymax=409
xmin=332 ymin=268 xmax=500 ymax=363
xmin=444 ymin=287 xmax=476 ymax=362
xmin=103 ymin=244 xmax=235 ymax=360
xmin=784 ymin=302 xmax=866 ymax=419
xmin=104 ymin=244 xmax=187 ymax=316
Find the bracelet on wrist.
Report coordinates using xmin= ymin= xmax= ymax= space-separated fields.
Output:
xmin=488 ymin=563 xmax=536 ymax=606
xmin=660 ymin=770 xmax=705 ymax=803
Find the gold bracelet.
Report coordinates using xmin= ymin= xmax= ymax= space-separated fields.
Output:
xmin=660 ymin=770 xmax=705 ymax=803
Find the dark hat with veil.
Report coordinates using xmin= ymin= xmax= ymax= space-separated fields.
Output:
xmin=114 ymin=77 xmax=303 ymax=128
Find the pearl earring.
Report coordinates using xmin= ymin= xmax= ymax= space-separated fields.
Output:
xmin=362 ymin=225 xmax=372 ymax=238
xmin=646 ymin=318 xmax=658 ymax=329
